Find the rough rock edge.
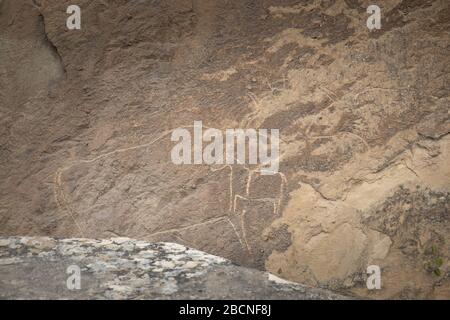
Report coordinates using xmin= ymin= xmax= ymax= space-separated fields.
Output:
xmin=0 ymin=237 xmax=349 ymax=300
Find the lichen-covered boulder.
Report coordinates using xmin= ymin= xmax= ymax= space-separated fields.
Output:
xmin=0 ymin=237 xmax=346 ymax=300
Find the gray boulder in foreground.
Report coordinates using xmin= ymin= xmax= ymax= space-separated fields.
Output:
xmin=0 ymin=237 xmax=347 ymax=300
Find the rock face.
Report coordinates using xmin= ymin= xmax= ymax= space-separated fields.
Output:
xmin=0 ymin=237 xmax=346 ymax=299
xmin=0 ymin=0 xmax=449 ymax=299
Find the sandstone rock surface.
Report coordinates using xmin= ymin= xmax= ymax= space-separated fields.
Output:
xmin=0 ymin=0 xmax=449 ymax=299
